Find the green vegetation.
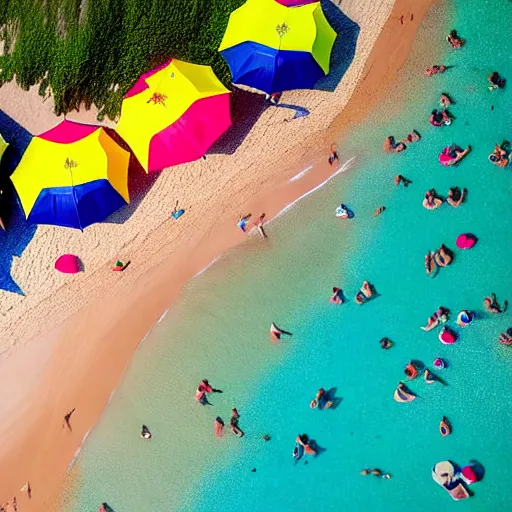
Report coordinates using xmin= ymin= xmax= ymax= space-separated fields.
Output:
xmin=0 ymin=0 xmax=244 ymax=120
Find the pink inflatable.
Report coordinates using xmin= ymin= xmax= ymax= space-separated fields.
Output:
xmin=439 ymin=327 xmax=458 ymax=345
xmin=55 ymin=254 xmax=81 ymax=274
xmin=461 ymin=465 xmax=479 ymax=485
xmin=456 ymin=233 xmax=477 ymax=249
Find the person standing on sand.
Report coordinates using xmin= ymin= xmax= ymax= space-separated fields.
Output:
xmin=328 ymin=144 xmax=339 ymax=166
xmin=230 ymin=408 xmax=244 ymax=437
xmin=254 ymin=214 xmax=267 ymax=239
xmin=63 ymin=408 xmax=76 ymax=431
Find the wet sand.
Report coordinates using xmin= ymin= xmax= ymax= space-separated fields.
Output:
xmin=0 ymin=0 xmax=434 ymax=509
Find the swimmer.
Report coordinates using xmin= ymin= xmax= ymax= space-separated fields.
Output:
xmin=141 ymin=425 xmax=152 ymax=439
xmin=214 ymin=417 xmax=225 ymax=438
xmin=447 ymin=186 xmax=467 ymax=207
xmin=488 ymin=71 xmax=506 ymax=90
xmin=270 ymin=323 xmax=292 ymax=343
xmin=310 ymin=388 xmax=333 ymax=410
xmin=355 ymin=281 xmax=376 ymax=304
xmin=447 ymin=29 xmax=464 ymax=48
xmin=483 ymin=293 xmax=508 ymax=314
xmin=380 ymin=337 xmax=393 ymax=349
xmin=371 ymin=469 xmax=382 ymax=477
xmin=384 ymin=136 xmax=406 ymax=153
xmin=373 ymin=206 xmax=386 ymax=217
xmin=499 ymin=328 xmax=512 ymax=346
xmin=434 ymin=244 xmax=453 ymax=267
xmin=330 ymin=287 xmax=344 ymax=304
xmin=421 ymin=306 xmax=449 ymax=331
xmin=440 ymin=144 xmax=471 ymax=166
xmin=405 ymin=129 xmax=421 ymax=143
xmin=262 ymin=434 xmax=271 ymax=441
xmin=488 ymin=141 xmax=510 ymax=167
xmin=394 ymin=174 xmax=412 ymax=187
xmin=328 ymin=144 xmax=339 ymax=166
xmin=230 ymin=408 xmax=244 ymax=437
xmin=440 ymin=93 xmax=453 ymax=108
xmin=423 ymin=189 xmax=443 ymax=210
xmin=430 ymin=109 xmax=452 ymax=127
xmin=425 ymin=65 xmax=447 ymax=77
xmin=296 ymin=434 xmax=317 ymax=455
xmin=361 ymin=468 xmax=371 ymax=476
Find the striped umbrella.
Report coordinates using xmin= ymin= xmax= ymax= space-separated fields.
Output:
xmin=11 ymin=120 xmax=130 ymax=229
xmin=219 ymin=0 xmax=336 ymax=94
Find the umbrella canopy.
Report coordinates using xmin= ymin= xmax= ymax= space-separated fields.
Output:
xmin=219 ymin=0 xmax=336 ymax=94
xmin=11 ymin=120 xmax=130 ymax=229
xmin=116 ymin=59 xmax=231 ymax=172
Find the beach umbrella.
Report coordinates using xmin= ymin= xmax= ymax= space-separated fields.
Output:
xmin=11 ymin=120 xmax=130 ymax=230
xmin=218 ymin=0 xmax=336 ymax=95
xmin=116 ymin=59 xmax=231 ymax=172
xmin=275 ymin=0 xmax=317 ymax=6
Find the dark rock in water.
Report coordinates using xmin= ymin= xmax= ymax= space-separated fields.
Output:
xmin=304 ymin=461 xmax=309 ymax=465
xmin=251 ymin=468 xmax=257 ymax=472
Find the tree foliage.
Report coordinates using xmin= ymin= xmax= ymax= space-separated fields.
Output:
xmin=0 ymin=0 xmax=244 ymax=120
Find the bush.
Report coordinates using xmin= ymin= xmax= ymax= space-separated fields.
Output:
xmin=0 ymin=0 xmax=244 ymax=120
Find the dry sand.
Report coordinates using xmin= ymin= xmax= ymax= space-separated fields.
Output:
xmin=0 ymin=0 xmax=434 ymax=509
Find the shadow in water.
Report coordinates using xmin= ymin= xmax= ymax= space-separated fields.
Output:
xmin=209 ymin=88 xmax=270 ymax=155
xmin=0 ymin=110 xmax=36 ymax=295
xmin=315 ymin=0 xmax=360 ymax=92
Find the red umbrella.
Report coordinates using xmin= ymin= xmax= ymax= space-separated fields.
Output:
xmin=55 ymin=254 xmax=81 ymax=274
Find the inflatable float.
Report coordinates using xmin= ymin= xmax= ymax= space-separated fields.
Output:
xmin=440 ymin=416 xmax=451 ymax=436
xmin=425 ymin=252 xmax=436 ymax=276
xmin=335 ymin=204 xmax=352 ymax=219
xmin=432 ymin=461 xmax=470 ymax=501
xmin=433 ymin=357 xmax=446 ymax=369
xmin=439 ymin=145 xmax=471 ymax=166
xmin=457 ymin=310 xmax=474 ymax=327
xmin=439 ymin=326 xmax=458 ymax=345
xmin=456 ymin=233 xmax=477 ymax=249
xmin=424 ymin=369 xmax=436 ymax=384
xmin=292 ymin=441 xmax=304 ymax=462
xmin=393 ymin=383 xmax=416 ymax=403
xmin=404 ymin=362 xmax=419 ymax=380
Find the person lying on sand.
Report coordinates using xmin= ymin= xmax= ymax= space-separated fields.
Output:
xmin=447 ymin=187 xmax=467 ymax=207
xmin=483 ymin=293 xmax=508 ymax=314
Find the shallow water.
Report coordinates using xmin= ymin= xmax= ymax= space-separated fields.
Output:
xmin=62 ymin=0 xmax=512 ymax=510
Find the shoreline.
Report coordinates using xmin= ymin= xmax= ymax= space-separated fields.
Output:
xmin=0 ymin=0 xmax=435 ymax=509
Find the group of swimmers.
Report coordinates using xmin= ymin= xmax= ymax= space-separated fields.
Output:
xmin=488 ymin=141 xmax=511 ymax=167
xmin=423 ymin=187 xmax=467 ymax=210
xmin=383 ymin=130 xmax=421 ymax=153
xmin=425 ymin=244 xmax=453 ymax=275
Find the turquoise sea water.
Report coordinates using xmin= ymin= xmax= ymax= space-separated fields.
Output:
xmin=62 ymin=0 xmax=512 ymax=510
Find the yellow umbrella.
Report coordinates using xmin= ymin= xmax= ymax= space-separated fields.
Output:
xmin=11 ymin=120 xmax=130 ymax=229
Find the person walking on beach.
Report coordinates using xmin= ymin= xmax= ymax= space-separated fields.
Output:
xmin=255 ymin=214 xmax=267 ymax=239
xmin=237 ymin=214 xmax=251 ymax=233
xmin=63 ymin=408 xmax=76 ymax=431
xmin=328 ymin=144 xmax=339 ymax=166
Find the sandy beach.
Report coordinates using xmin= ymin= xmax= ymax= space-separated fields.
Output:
xmin=0 ymin=0 xmax=435 ymax=509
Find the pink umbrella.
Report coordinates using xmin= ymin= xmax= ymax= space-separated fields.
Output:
xmin=55 ymin=254 xmax=81 ymax=274
xmin=439 ymin=327 xmax=457 ymax=345
xmin=456 ymin=233 xmax=477 ymax=249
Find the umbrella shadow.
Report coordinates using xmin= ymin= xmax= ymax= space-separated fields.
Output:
xmin=102 ymin=129 xmax=160 ymax=225
xmin=314 ymin=1 xmax=360 ymax=92
xmin=0 ymin=110 xmax=36 ymax=295
xmin=274 ymin=103 xmax=310 ymax=121
xmin=208 ymin=88 xmax=270 ymax=155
